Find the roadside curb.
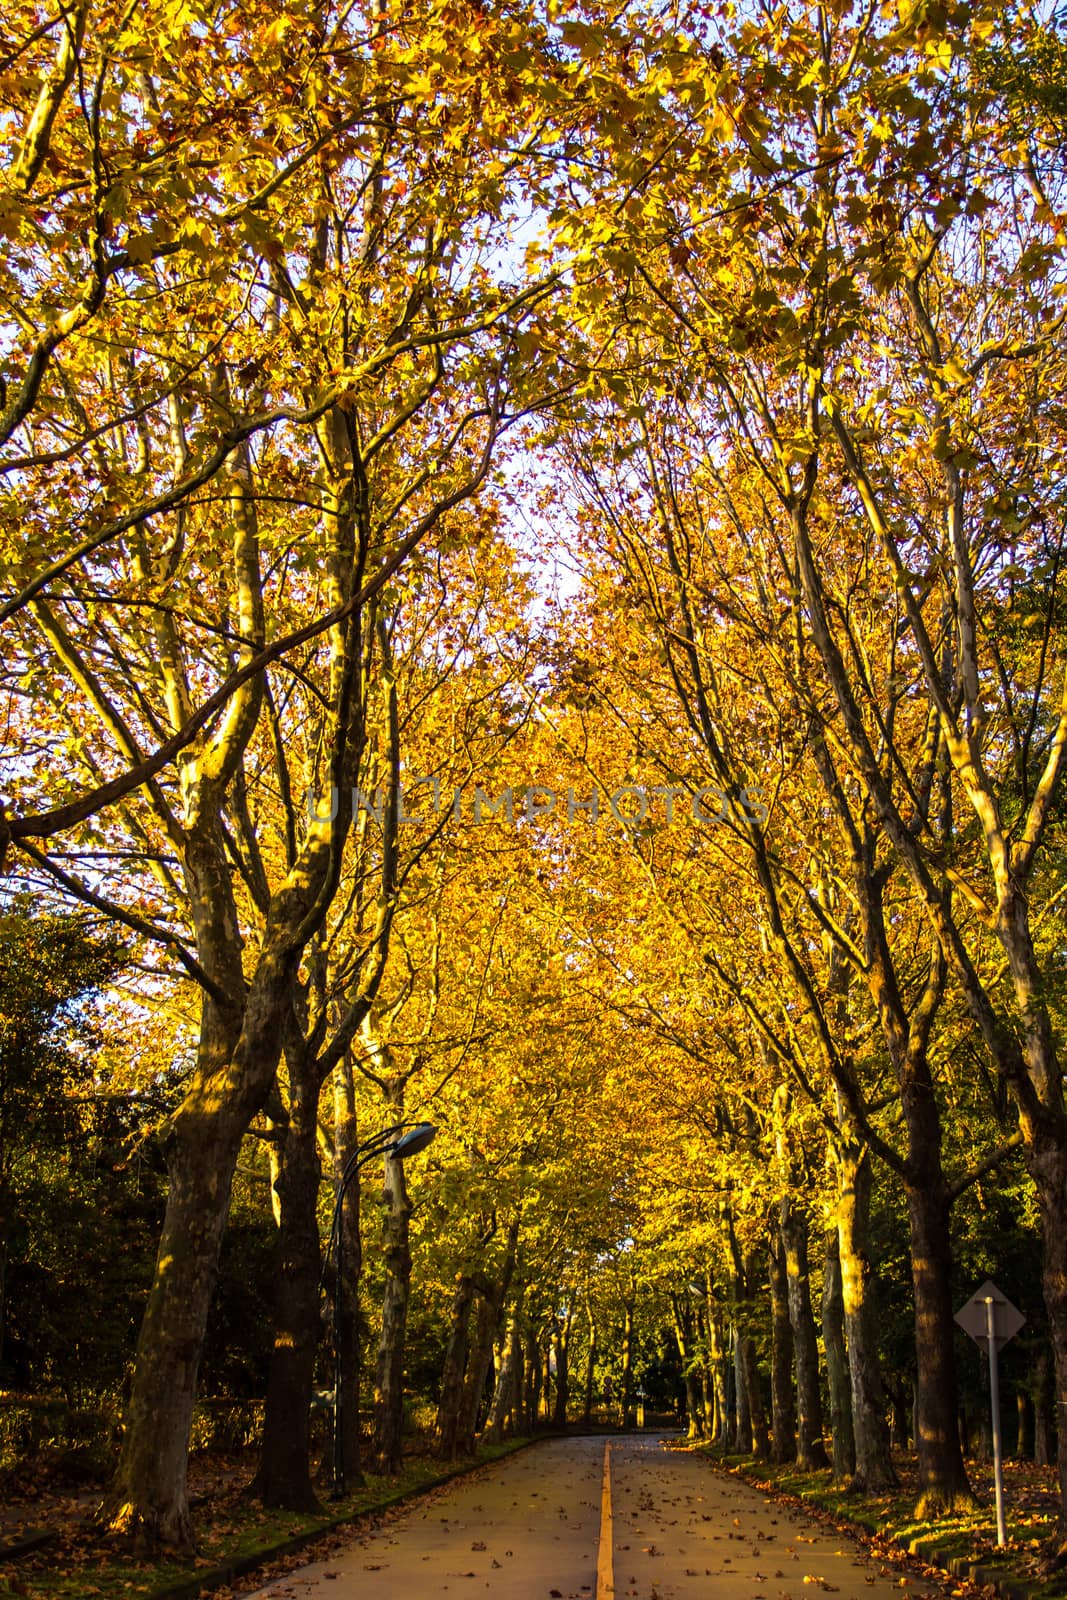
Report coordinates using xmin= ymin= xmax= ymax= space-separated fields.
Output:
xmin=703 ymin=1453 xmax=1044 ymax=1600
xmin=146 ymin=1434 xmax=557 ymax=1600
xmin=0 ymin=1529 xmax=55 ymax=1561
xmin=905 ymin=1533 xmax=1039 ymax=1600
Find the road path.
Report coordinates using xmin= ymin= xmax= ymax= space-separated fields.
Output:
xmin=239 ymin=1436 xmax=950 ymax=1600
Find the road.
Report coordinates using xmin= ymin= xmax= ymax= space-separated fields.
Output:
xmin=239 ymin=1435 xmax=949 ymax=1600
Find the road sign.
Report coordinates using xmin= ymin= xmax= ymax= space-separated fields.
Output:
xmin=955 ymin=1281 xmax=1024 ymax=1547
xmin=954 ymin=1281 xmax=1025 ymax=1349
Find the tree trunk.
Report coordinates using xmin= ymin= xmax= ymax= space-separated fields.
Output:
xmin=683 ymin=1369 xmax=703 ymax=1438
xmin=769 ymin=1227 xmax=796 ymax=1463
xmin=740 ymin=1334 xmax=769 ymax=1460
xmin=781 ymin=1198 xmax=829 ymax=1470
xmin=886 ymin=1378 xmax=909 ymax=1451
xmin=104 ymin=781 xmax=347 ymax=1552
xmin=834 ymin=1138 xmax=896 ymax=1488
xmin=671 ymin=1295 xmax=703 ymax=1440
xmin=1027 ymin=1142 xmax=1067 ymax=1530
xmin=701 ymin=1366 xmax=714 ymax=1436
xmin=1033 ymin=1346 xmax=1053 ymax=1468
xmin=620 ymin=1297 xmax=636 ymax=1427
xmin=822 ymin=1227 xmax=855 ymax=1481
xmin=1016 ymin=1388 xmax=1032 ymax=1459
xmin=371 ymin=1142 xmax=412 ymax=1474
xmin=462 ymin=1219 xmax=518 ymax=1453
xmin=511 ymin=1325 xmax=527 ymax=1435
xmin=552 ymin=1311 xmax=571 ymax=1428
xmin=904 ymin=1149 xmax=972 ymax=1513
xmin=104 ymin=1105 xmax=247 ymax=1551
xmin=333 ymin=1062 xmax=364 ymax=1486
xmin=484 ymin=1305 xmax=522 ymax=1444
xmin=435 ymin=1273 xmax=476 ymax=1460
xmin=250 ymin=1059 xmax=323 ymax=1511
xmin=707 ymin=1309 xmax=727 ymax=1443
xmin=527 ymin=1335 xmax=542 ymax=1430
xmin=0 ymin=1233 xmax=7 ymax=1370
xmin=459 ymin=1289 xmax=499 ymax=1454
xmin=582 ymin=1299 xmax=597 ymax=1428
xmin=733 ymin=1325 xmax=751 ymax=1452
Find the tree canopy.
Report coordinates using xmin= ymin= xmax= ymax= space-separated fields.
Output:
xmin=3 ymin=0 xmax=1067 ymax=1569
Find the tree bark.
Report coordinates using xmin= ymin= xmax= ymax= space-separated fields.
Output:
xmin=707 ymin=1308 xmax=727 ymax=1444
xmin=511 ymin=1323 xmax=527 ymax=1435
xmin=781 ymin=1198 xmax=829 ymax=1470
xmin=461 ymin=1218 xmax=518 ymax=1454
xmin=0 ymin=1234 xmax=7 ymax=1371
xmin=905 ymin=1166 xmax=971 ymax=1512
xmin=898 ymin=1050 xmax=972 ymax=1516
xmin=740 ymin=1334 xmax=769 ymax=1460
xmin=483 ymin=1304 xmax=522 ymax=1444
xmin=105 ymin=1095 xmax=249 ymax=1551
xmin=582 ymin=1297 xmax=597 ymax=1428
xmin=682 ymin=1369 xmax=704 ymax=1439
xmin=459 ymin=1289 xmax=499 ymax=1453
xmin=834 ymin=1139 xmax=896 ymax=1489
xmin=250 ymin=1052 xmax=323 ymax=1511
xmin=701 ymin=1366 xmax=714 ymax=1437
xmin=886 ymin=1378 xmax=909 ymax=1451
xmin=371 ymin=1141 xmax=412 ymax=1474
xmin=552 ymin=1308 xmax=571 ymax=1428
xmin=435 ymin=1273 xmax=476 ymax=1460
xmin=769 ymin=1227 xmax=796 ymax=1463
xmin=620 ymin=1295 xmax=636 ymax=1427
xmin=1027 ymin=1143 xmax=1067 ymax=1529
xmin=526 ymin=1334 xmax=542 ymax=1430
xmin=671 ymin=1294 xmax=703 ymax=1440
xmin=822 ymin=1227 xmax=855 ymax=1481
xmin=1033 ymin=1346 xmax=1053 ymax=1468
xmin=733 ymin=1325 xmax=751 ymax=1452
xmin=333 ymin=1060 xmax=364 ymax=1486
xmin=1016 ymin=1388 xmax=1032 ymax=1459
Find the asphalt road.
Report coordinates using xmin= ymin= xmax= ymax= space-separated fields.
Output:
xmin=239 ymin=1435 xmax=951 ymax=1600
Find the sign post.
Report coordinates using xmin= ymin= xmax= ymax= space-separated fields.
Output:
xmin=955 ymin=1280 xmax=1025 ymax=1547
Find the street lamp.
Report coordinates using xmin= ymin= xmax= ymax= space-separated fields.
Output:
xmin=326 ymin=1121 xmax=437 ymax=1497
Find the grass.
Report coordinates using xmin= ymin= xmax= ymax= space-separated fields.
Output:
xmin=0 ymin=1436 xmax=540 ymax=1600
xmin=698 ymin=1445 xmax=1067 ymax=1599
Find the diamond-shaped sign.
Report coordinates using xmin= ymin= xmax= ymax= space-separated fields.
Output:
xmin=955 ymin=1280 xmax=1025 ymax=1349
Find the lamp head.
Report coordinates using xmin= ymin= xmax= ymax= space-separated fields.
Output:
xmin=389 ymin=1122 xmax=437 ymax=1159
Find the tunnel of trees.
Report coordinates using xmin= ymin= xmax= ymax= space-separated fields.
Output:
xmin=2 ymin=0 xmax=1067 ymax=1565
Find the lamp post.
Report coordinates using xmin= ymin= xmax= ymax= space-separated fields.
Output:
xmin=327 ymin=1121 xmax=437 ymax=1497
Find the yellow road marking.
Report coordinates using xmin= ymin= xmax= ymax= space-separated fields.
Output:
xmin=596 ymin=1441 xmax=614 ymax=1600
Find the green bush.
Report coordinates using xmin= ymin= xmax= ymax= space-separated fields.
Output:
xmin=0 ymin=1395 xmax=118 ymax=1484
xmin=0 ymin=1392 xmax=269 ymax=1486
xmin=188 ymin=1397 xmax=265 ymax=1454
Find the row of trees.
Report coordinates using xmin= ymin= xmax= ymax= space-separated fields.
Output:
xmin=537 ymin=0 xmax=1067 ymax=1531
xmin=2 ymin=885 xmax=1049 ymax=1516
xmin=2 ymin=0 xmax=1067 ymax=1560
xmin=0 ymin=892 xmax=668 ymax=1478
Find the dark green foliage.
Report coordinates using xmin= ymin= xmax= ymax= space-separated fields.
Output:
xmin=0 ymin=898 xmax=133 ymax=1388
xmin=199 ymin=1197 xmax=276 ymax=1401
xmin=0 ymin=897 xmax=278 ymax=1471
